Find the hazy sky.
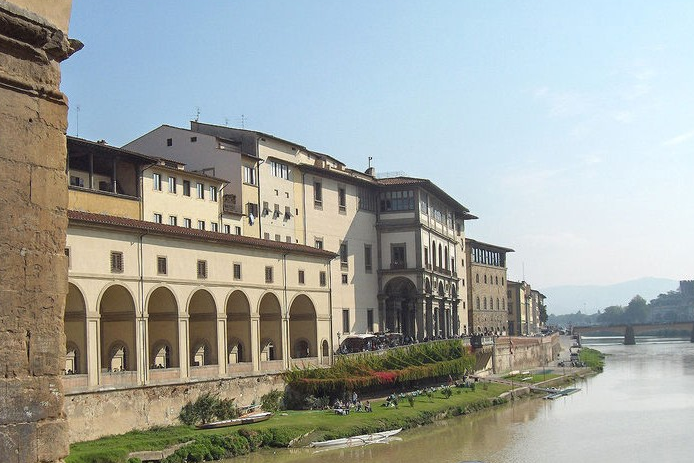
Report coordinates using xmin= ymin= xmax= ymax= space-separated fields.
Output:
xmin=62 ymin=1 xmax=694 ymax=289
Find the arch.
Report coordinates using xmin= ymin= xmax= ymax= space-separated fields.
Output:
xmin=321 ymin=339 xmax=329 ymax=357
xmin=424 ymin=278 xmax=432 ymax=294
xmin=259 ymin=292 xmax=282 ymax=360
xmin=65 ymin=282 xmax=87 ymax=375
xmin=483 ymin=297 xmax=487 ymax=310
xmin=383 ymin=277 xmax=418 ymax=339
xmin=147 ymin=286 xmax=179 ymax=368
xmin=476 ymin=297 xmax=480 ymax=310
xmin=444 ymin=247 xmax=449 ymax=270
xmin=188 ymin=289 xmax=218 ymax=365
xmin=226 ymin=290 xmax=251 ymax=364
xmin=99 ymin=284 xmax=136 ymax=372
xmin=438 ymin=243 xmax=443 ymax=268
xmin=289 ymin=294 xmax=317 ymax=358
xmin=437 ymin=281 xmax=445 ymax=297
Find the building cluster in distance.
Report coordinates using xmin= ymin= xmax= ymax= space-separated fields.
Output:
xmin=63 ymin=123 xmax=547 ymax=392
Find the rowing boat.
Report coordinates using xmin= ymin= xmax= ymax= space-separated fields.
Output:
xmin=196 ymin=411 xmax=273 ymax=429
xmin=544 ymin=388 xmax=581 ymax=400
xmin=310 ymin=428 xmax=402 ymax=448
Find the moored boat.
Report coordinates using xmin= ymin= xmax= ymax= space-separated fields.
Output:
xmin=310 ymin=428 xmax=402 ymax=448
xmin=196 ymin=411 xmax=273 ymax=429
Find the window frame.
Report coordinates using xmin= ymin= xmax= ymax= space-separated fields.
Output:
xmin=197 ymin=260 xmax=207 ymax=279
xmin=110 ymin=251 xmax=124 ymax=273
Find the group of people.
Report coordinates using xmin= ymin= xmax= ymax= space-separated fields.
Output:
xmin=332 ymin=392 xmax=372 ymax=415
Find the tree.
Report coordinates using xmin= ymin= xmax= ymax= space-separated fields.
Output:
xmin=625 ymin=295 xmax=649 ymax=323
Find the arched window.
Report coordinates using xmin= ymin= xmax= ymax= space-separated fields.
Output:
xmin=438 ymin=244 xmax=443 ymax=268
xmin=476 ymin=273 xmax=479 ymax=283
xmin=484 ymin=275 xmax=487 ymax=284
xmin=497 ymin=298 xmax=500 ymax=310
xmin=483 ymin=298 xmax=487 ymax=310
xmin=476 ymin=297 xmax=480 ymax=310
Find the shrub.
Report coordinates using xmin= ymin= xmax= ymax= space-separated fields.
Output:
xmin=127 ymin=459 xmax=142 ymax=463
xmin=407 ymin=395 xmax=415 ymax=407
xmin=261 ymin=390 xmax=285 ymax=413
xmin=178 ymin=393 xmax=239 ymax=426
xmin=441 ymin=386 xmax=452 ymax=399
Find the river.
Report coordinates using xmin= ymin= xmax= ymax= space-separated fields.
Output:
xmin=227 ymin=337 xmax=694 ymax=463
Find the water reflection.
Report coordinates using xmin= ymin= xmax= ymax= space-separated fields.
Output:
xmin=228 ymin=339 xmax=694 ymax=463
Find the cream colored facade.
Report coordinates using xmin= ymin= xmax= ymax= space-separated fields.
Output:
xmin=507 ymin=280 xmax=532 ymax=335
xmin=465 ymin=239 xmax=513 ymax=335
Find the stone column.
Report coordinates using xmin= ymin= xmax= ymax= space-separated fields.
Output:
xmin=0 ymin=2 xmax=78 ymax=462
xmin=250 ymin=315 xmax=260 ymax=372
xmin=177 ymin=316 xmax=190 ymax=379
xmin=281 ymin=316 xmax=290 ymax=369
xmin=86 ymin=315 xmax=100 ymax=387
xmin=217 ymin=316 xmax=227 ymax=375
xmin=135 ymin=316 xmax=148 ymax=384
xmin=414 ymin=297 xmax=425 ymax=341
xmin=425 ymin=298 xmax=433 ymax=339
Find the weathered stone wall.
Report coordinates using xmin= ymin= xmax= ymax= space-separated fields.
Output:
xmin=64 ymin=374 xmax=286 ymax=443
xmin=492 ymin=334 xmax=560 ymax=374
xmin=0 ymin=1 xmax=75 ymax=462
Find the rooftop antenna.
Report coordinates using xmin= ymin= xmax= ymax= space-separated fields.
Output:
xmin=241 ymin=114 xmax=245 ymax=129
xmin=75 ymin=104 xmax=80 ymax=137
xmin=368 ymin=156 xmax=373 ymax=168
xmin=224 ymin=117 xmax=229 ymax=127
xmin=194 ymin=107 xmax=200 ymax=122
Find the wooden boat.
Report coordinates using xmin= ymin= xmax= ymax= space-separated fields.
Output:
xmin=544 ymin=388 xmax=581 ymax=400
xmin=310 ymin=428 xmax=402 ymax=448
xmin=196 ymin=411 xmax=272 ymax=429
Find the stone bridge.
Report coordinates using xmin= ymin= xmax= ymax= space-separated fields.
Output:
xmin=572 ymin=321 xmax=694 ymax=344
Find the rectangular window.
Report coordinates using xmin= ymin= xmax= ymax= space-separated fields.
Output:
xmin=367 ymin=309 xmax=374 ymax=333
xmin=183 ymin=180 xmax=191 ymax=196
xmin=168 ymin=176 xmax=176 ymax=193
xmin=169 ymin=215 xmax=177 ymax=226
xmin=64 ymin=247 xmax=71 ymax=269
xmin=198 ymin=220 xmax=205 ymax=230
xmin=274 ymin=234 xmax=281 ymax=242
xmin=379 ymin=190 xmax=415 ymax=212
xmin=153 ymin=213 xmax=162 ymax=224
xmin=424 ymin=246 xmax=430 ymax=268
xmin=166 ymin=138 xmax=172 ymax=146
xmin=247 ymin=202 xmax=258 ymax=219
xmin=286 ymin=236 xmax=292 ymax=243
xmin=339 ymin=242 xmax=348 ymax=270
xmin=314 ymin=181 xmax=322 ymax=208
xmin=69 ymin=175 xmax=84 ymax=187
xmin=319 ymin=271 xmax=327 ymax=287
xmin=270 ymin=160 xmax=289 ymax=179
xmin=183 ymin=218 xmax=192 ymax=228
xmin=357 ymin=186 xmax=376 ymax=212
xmin=209 ymin=185 xmax=218 ymax=202
xmin=157 ymin=256 xmax=167 ymax=275
xmin=391 ymin=244 xmax=406 ymax=269
xmin=342 ymin=309 xmax=350 ymax=334
xmin=224 ymin=224 xmax=231 ymax=234
xmin=265 ymin=266 xmax=273 ymax=283
xmin=364 ymin=244 xmax=372 ymax=273
xmin=338 ymin=186 xmax=346 ymax=212
xmin=197 ymin=260 xmax=207 ymax=279
xmin=233 ymin=263 xmax=242 ymax=280
xmin=243 ymin=165 xmax=256 ymax=185
xmin=210 ymin=222 xmax=218 ymax=232
xmin=110 ymin=251 xmax=123 ymax=273
xmin=264 ymin=232 xmax=270 ymax=240
xmin=235 ymin=226 xmax=242 ymax=235
xmin=341 ymin=273 xmax=348 ymax=284
xmin=298 ymin=270 xmax=305 ymax=284
xmin=196 ymin=182 xmax=204 ymax=199
xmin=190 ymin=136 xmax=197 ymax=142
xmin=152 ymin=173 xmax=162 ymax=191
xmin=314 ymin=238 xmax=323 ymax=250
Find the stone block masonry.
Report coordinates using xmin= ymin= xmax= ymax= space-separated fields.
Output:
xmin=0 ymin=1 xmax=77 ymax=462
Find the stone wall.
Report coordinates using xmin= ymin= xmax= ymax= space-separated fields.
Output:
xmin=64 ymin=374 xmax=285 ymax=443
xmin=0 ymin=1 xmax=76 ymax=462
xmin=492 ymin=334 xmax=560 ymax=374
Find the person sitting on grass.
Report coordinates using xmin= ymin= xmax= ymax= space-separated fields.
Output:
xmin=355 ymin=400 xmax=363 ymax=412
xmin=364 ymin=400 xmax=372 ymax=412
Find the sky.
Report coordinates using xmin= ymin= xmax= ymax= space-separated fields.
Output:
xmin=61 ymin=0 xmax=694 ymax=290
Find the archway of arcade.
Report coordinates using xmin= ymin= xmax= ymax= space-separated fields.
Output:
xmin=188 ymin=289 xmax=218 ymax=367
xmin=99 ymin=284 xmax=136 ymax=372
xmin=226 ymin=290 xmax=251 ymax=364
xmin=64 ymin=283 xmax=87 ymax=375
xmin=289 ymin=294 xmax=317 ymax=359
xmin=259 ymin=292 xmax=282 ymax=362
xmin=147 ymin=286 xmax=179 ymax=369
xmin=383 ymin=277 xmax=418 ymax=339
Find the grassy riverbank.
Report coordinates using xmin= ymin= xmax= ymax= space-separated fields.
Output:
xmin=67 ymin=383 xmax=509 ymax=463
xmin=579 ymin=347 xmax=606 ymax=372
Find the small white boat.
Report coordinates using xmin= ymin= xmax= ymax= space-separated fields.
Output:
xmin=310 ymin=428 xmax=402 ymax=449
xmin=196 ymin=411 xmax=273 ymax=429
xmin=544 ymin=388 xmax=581 ymax=400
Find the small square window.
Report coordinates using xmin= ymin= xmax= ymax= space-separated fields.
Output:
xmin=110 ymin=251 xmax=123 ymax=273
xmin=211 ymin=222 xmax=218 ymax=232
xmin=233 ymin=263 xmax=242 ymax=280
xmin=235 ymin=226 xmax=242 ymax=235
xmin=274 ymin=234 xmax=281 ymax=242
xmin=264 ymin=232 xmax=270 ymax=240
xmin=198 ymin=220 xmax=205 ymax=230
xmin=197 ymin=260 xmax=207 ymax=279
xmin=153 ymin=213 xmax=162 ymax=224
xmin=157 ymin=256 xmax=167 ymax=275
xmin=190 ymin=136 xmax=197 ymax=142
xmin=224 ymin=224 xmax=231 ymax=234
xmin=286 ymin=236 xmax=292 ymax=243
xmin=298 ymin=270 xmax=305 ymax=284
xmin=265 ymin=266 xmax=273 ymax=283
xmin=169 ymin=215 xmax=177 ymax=226
xmin=341 ymin=273 xmax=348 ymax=284
xmin=183 ymin=218 xmax=192 ymax=228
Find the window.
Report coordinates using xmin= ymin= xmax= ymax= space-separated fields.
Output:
xmin=110 ymin=251 xmax=123 ymax=273
xmin=264 ymin=232 xmax=270 ymax=240
xmin=338 ymin=186 xmax=346 ymax=212
xmin=274 ymin=234 xmax=281 ymax=242
xmin=319 ymin=271 xmax=327 ymax=287
xmin=341 ymin=274 xmax=348 ymax=284
xmin=364 ymin=244 xmax=372 ymax=273
xmin=379 ymin=190 xmax=414 ymax=212
xmin=314 ymin=181 xmax=322 ymax=208
xmin=270 ymin=160 xmax=289 ymax=179
xmin=197 ymin=260 xmax=207 ymax=279
xmin=224 ymin=224 xmax=231 ymax=234
xmin=262 ymin=201 xmax=270 ymax=216
xmin=209 ymin=186 xmax=218 ymax=202
xmin=286 ymin=236 xmax=292 ymax=243
xmin=247 ymin=202 xmax=258 ymax=219
xmin=210 ymin=222 xmax=218 ymax=232
xmin=153 ymin=213 xmax=162 ymax=224
xmin=475 ymin=273 xmax=479 ymax=283
xmin=166 ymin=138 xmax=172 ymax=146
xmin=483 ymin=298 xmax=487 ymax=310
xmin=69 ymin=175 xmax=84 ymax=187
xmin=424 ymin=246 xmax=430 ymax=268
xmin=314 ymin=238 xmax=323 ymax=249
xmin=190 ymin=136 xmax=197 ymax=142
xmin=64 ymin=247 xmax=71 ymax=269
xmin=168 ymin=176 xmax=176 ymax=193
xmin=298 ymin=270 xmax=305 ymax=284
xmin=484 ymin=275 xmax=487 ymax=284
xmin=235 ymin=226 xmax=242 ymax=235
xmin=391 ymin=244 xmax=406 ymax=269
xmin=183 ymin=180 xmax=191 ymax=196
xmin=273 ymin=204 xmax=280 ymax=219
xmin=265 ymin=266 xmax=273 ymax=283
xmin=233 ymin=263 xmax=241 ymax=280
xmin=339 ymin=242 xmax=348 ymax=270
xmin=495 ymin=276 xmax=499 ymax=285
xmin=342 ymin=309 xmax=350 ymax=333
xmin=357 ymin=186 xmax=376 ymax=212
xmin=476 ymin=297 xmax=480 ymax=310
xmin=197 ymin=220 xmax=205 ymax=230
xmin=243 ymin=166 xmax=256 ymax=185
xmin=169 ymin=215 xmax=177 ymax=226
xmin=196 ymin=182 xmax=204 ymax=199
xmin=183 ymin=218 xmax=192 ymax=228
xmin=367 ymin=309 xmax=374 ymax=333
xmin=152 ymin=173 xmax=162 ymax=191
xmin=157 ymin=256 xmax=167 ymax=275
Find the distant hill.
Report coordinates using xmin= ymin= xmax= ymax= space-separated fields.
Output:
xmin=541 ymin=277 xmax=679 ymax=315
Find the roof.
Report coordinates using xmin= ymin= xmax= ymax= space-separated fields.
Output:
xmin=68 ymin=136 xmax=159 ymax=164
xmin=67 ymin=210 xmax=338 ymax=260
xmin=465 ymin=238 xmax=515 ymax=253
xmin=377 ymin=176 xmax=477 ymax=219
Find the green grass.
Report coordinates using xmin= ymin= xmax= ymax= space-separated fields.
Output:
xmin=67 ymin=383 xmax=510 ymax=463
xmin=579 ymin=347 xmax=605 ymax=372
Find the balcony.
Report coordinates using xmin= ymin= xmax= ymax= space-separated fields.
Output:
xmin=390 ymin=261 xmax=407 ymax=270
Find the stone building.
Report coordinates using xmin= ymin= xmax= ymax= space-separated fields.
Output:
xmin=0 ymin=1 xmax=76 ymax=461
xmin=465 ymin=239 xmax=513 ymax=335
xmin=507 ymin=280 xmax=533 ymax=335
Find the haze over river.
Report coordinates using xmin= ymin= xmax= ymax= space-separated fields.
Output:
xmin=227 ymin=337 xmax=694 ymax=463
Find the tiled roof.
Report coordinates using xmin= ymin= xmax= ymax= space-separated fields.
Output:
xmin=67 ymin=210 xmax=338 ymax=259
xmin=465 ymin=238 xmax=515 ymax=253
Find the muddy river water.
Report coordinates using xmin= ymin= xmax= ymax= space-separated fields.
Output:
xmin=225 ymin=337 xmax=694 ymax=463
